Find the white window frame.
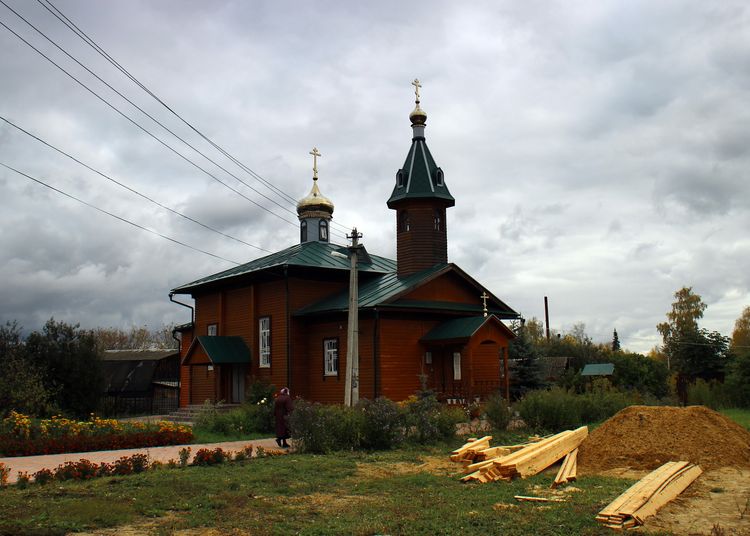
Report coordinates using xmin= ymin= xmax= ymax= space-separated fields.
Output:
xmin=425 ymin=351 xmax=433 ymax=365
xmin=324 ymin=338 xmax=338 ymax=376
xmin=453 ymin=351 xmax=462 ymax=380
xmin=259 ymin=317 xmax=271 ymax=368
xmin=207 ymin=324 xmax=218 ymax=336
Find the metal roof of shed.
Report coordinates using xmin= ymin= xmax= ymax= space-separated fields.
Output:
xmin=581 ymin=363 xmax=615 ymax=376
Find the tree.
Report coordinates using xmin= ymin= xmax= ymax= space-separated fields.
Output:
xmin=509 ymin=322 xmax=543 ymax=399
xmin=657 ymin=286 xmax=707 ymax=345
xmin=612 ymin=329 xmax=621 ymax=352
xmin=25 ymin=318 xmax=103 ymax=418
xmin=0 ymin=321 xmax=55 ymax=417
xmin=731 ymin=306 xmax=750 ymax=351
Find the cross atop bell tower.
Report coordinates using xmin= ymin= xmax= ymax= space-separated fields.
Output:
xmin=387 ymin=80 xmax=455 ymax=277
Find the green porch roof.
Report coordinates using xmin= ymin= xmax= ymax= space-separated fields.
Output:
xmin=172 ymin=240 xmax=396 ymax=294
xmin=581 ymin=363 xmax=615 ymax=376
xmin=195 ymin=336 xmax=250 ymax=364
xmin=421 ymin=316 xmax=491 ymax=342
xmin=296 ymin=263 xmax=518 ymax=317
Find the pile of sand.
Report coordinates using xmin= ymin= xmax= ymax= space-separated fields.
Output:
xmin=577 ymin=405 xmax=750 ymax=473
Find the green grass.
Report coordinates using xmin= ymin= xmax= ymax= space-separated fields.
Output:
xmin=190 ymin=428 xmax=269 ymax=444
xmin=0 ymin=442 xmax=636 ymax=536
xmin=721 ymin=408 xmax=750 ymax=430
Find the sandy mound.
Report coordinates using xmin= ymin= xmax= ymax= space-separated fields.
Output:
xmin=578 ymin=405 xmax=750 ymax=473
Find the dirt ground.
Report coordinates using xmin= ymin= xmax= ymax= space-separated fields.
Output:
xmin=644 ymin=467 xmax=750 ymax=536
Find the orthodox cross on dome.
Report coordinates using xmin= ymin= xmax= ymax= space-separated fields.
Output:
xmin=480 ymin=291 xmax=489 ymax=317
xmin=411 ymin=78 xmax=422 ymax=103
xmin=309 ymin=147 xmax=321 ymax=180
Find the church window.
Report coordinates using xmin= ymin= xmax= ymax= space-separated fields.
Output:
xmin=319 ymin=220 xmax=328 ymax=241
xmin=399 ymin=210 xmax=410 ymax=232
xmin=207 ymin=324 xmax=217 ymax=336
xmin=300 ymin=221 xmax=307 ymax=242
xmin=396 ymin=170 xmax=405 ymax=188
xmin=324 ymin=338 xmax=338 ymax=376
xmin=435 ymin=168 xmax=444 ymax=186
xmin=453 ymin=351 xmax=462 ymax=380
xmin=425 ymin=351 xmax=432 ymax=365
xmin=433 ymin=209 xmax=442 ymax=231
xmin=259 ymin=317 xmax=271 ymax=368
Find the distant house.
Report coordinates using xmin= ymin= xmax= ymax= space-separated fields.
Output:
xmin=101 ymin=349 xmax=180 ymax=415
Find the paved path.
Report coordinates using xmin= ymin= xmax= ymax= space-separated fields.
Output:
xmin=0 ymin=438 xmax=286 ymax=484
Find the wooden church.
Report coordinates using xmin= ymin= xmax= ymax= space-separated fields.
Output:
xmin=171 ymin=82 xmax=519 ymax=406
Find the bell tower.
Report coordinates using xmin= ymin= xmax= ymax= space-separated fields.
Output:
xmin=387 ymin=80 xmax=455 ymax=277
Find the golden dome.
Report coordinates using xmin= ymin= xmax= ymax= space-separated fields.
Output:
xmin=297 ymin=179 xmax=334 ymax=216
xmin=409 ymin=102 xmax=427 ymax=125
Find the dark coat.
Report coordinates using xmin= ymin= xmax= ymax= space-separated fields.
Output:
xmin=274 ymin=393 xmax=293 ymax=438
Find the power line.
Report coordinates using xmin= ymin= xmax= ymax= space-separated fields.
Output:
xmin=0 ymin=161 xmax=242 ymax=266
xmin=0 ymin=115 xmax=272 ymax=254
xmin=34 ymin=0 xmax=353 ymax=235
xmin=0 ymin=14 xmax=303 ymax=230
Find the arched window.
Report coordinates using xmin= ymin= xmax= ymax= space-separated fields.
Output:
xmin=396 ymin=169 xmax=405 ymax=188
xmin=399 ymin=210 xmax=410 ymax=232
xmin=300 ymin=220 xmax=308 ymax=242
xmin=433 ymin=209 xmax=442 ymax=231
xmin=319 ymin=220 xmax=329 ymax=242
xmin=435 ymin=168 xmax=444 ymax=187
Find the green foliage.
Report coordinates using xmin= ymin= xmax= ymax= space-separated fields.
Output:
xmin=509 ymin=322 xmax=543 ymax=399
xmin=482 ymin=393 xmax=511 ymax=431
xmin=24 ymin=318 xmax=103 ymax=418
xmin=0 ymin=321 xmax=57 ymax=418
xmin=402 ymin=393 xmax=463 ymax=444
xmin=725 ymin=349 xmax=750 ymax=407
xmin=357 ymin=398 xmax=405 ymax=450
xmin=193 ymin=393 xmax=275 ymax=437
xmin=287 ymin=400 xmax=361 ymax=454
xmin=665 ymin=327 xmax=729 ymax=381
xmin=686 ymin=379 xmax=732 ymax=409
xmin=517 ymin=384 xmax=640 ymax=432
xmin=517 ymin=387 xmax=582 ymax=431
xmin=612 ymin=329 xmax=621 ymax=352
xmin=610 ymin=351 xmax=669 ymax=398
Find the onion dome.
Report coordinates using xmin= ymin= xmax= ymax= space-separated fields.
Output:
xmin=296 ymin=178 xmax=334 ymax=217
xmin=409 ymin=78 xmax=427 ymax=127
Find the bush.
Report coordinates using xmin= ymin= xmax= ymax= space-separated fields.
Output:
xmin=686 ymin=379 xmax=731 ymax=409
xmin=287 ymin=400 xmax=363 ymax=454
xmin=402 ymin=393 xmax=462 ymax=443
xmin=577 ymin=379 xmax=634 ymax=423
xmin=483 ymin=394 xmax=511 ymax=431
xmin=192 ymin=447 xmax=228 ymax=466
xmin=725 ymin=351 xmax=750 ymax=407
xmin=193 ymin=397 xmax=274 ymax=437
xmin=358 ymin=398 xmax=404 ymax=450
xmin=517 ymin=387 xmax=582 ymax=432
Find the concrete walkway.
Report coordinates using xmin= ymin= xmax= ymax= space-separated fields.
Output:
xmin=0 ymin=438 xmax=286 ymax=484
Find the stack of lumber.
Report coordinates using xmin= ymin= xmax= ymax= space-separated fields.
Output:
xmin=449 ymin=436 xmax=493 ymax=463
xmin=551 ymin=448 xmax=578 ymax=488
xmin=596 ymin=461 xmax=702 ymax=530
xmin=462 ymin=426 xmax=588 ymax=484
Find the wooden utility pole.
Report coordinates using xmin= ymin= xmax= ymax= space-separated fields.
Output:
xmin=344 ymin=228 xmax=363 ymax=406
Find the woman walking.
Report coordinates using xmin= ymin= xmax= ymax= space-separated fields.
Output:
xmin=274 ymin=387 xmax=293 ymax=448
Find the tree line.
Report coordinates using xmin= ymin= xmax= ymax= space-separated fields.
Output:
xmin=0 ymin=319 xmax=178 ymax=419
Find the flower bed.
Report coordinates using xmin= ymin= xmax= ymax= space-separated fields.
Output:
xmin=0 ymin=412 xmax=193 ymax=457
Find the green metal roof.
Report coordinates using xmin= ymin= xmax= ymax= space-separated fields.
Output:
xmin=296 ymin=264 xmax=449 ymax=315
xmin=195 ymin=336 xmax=250 ymax=364
xmin=581 ymin=363 xmax=615 ymax=376
xmin=172 ymin=240 xmax=396 ymax=294
xmin=296 ymin=263 xmax=518 ymax=317
xmin=387 ymin=137 xmax=455 ymax=208
xmin=421 ymin=316 xmax=489 ymax=342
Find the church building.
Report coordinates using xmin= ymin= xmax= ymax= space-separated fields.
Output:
xmin=171 ymin=82 xmax=518 ymax=406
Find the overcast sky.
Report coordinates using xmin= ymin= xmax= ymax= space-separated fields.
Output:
xmin=1 ymin=0 xmax=748 ymax=352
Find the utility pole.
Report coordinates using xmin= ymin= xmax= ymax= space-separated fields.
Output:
xmin=343 ymin=227 xmax=363 ymax=406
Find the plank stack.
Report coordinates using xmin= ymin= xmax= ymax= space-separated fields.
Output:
xmin=596 ymin=461 xmax=703 ymax=530
xmin=449 ymin=436 xmax=493 ymax=463
xmin=460 ymin=426 xmax=588 ymax=484
xmin=551 ymin=448 xmax=578 ymax=488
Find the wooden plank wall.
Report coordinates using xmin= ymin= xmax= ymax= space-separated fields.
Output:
xmin=401 ymin=271 xmax=482 ymax=303
xmin=190 ymin=366 xmax=215 ymax=405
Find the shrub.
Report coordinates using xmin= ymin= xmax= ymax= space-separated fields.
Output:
xmin=192 ymin=448 xmax=227 ymax=466
xmin=517 ymin=387 xmax=582 ymax=432
xmin=55 ymin=459 xmax=98 ymax=481
xmin=358 ymin=398 xmax=404 ymax=450
xmin=402 ymin=393 xmax=462 ymax=443
xmin=577 ymin=379 xmax=634 ymax=423
xmin=287 ymin=400 xmax=363 ymax=454
xmin=16 ymin=471 xmax=30 ymax=489
xmin=178 ymin=447 xmax=191 ymax=467
xmin=0 ymin=462 xmax=8 ymax=487
xmin=32 ymin=468 xmax=53 ymax=485
xmin=686 ymin=379 xmax=731 ymax=409
xmin=483 ymin=394 xmax=511 ymax=431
